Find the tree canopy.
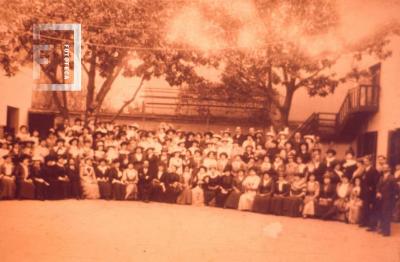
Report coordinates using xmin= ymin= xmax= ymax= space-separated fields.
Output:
xmin=0 ymin=0 xmax=398 ymax=127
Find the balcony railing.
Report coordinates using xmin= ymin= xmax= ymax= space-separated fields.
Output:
xmin=336 ymin=84 xmax=379 ymax=128
xmin=292 ymin=83 xmax=380 ymax=141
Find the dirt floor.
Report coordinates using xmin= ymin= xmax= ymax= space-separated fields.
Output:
xmin=0 ymin=200 xmax=399 ymax=262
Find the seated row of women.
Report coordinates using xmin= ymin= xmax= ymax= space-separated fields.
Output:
xmin=0 ymin=155 xmax=363 ymax=224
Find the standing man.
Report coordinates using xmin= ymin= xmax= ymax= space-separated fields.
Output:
xmin=360 ymin=156 xmax=381 ymax=228
xmin=374 ymin=164 xmax=399 ymax=236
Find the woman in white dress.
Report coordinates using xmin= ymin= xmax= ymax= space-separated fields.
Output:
xmin=238 ymin=168 xmax=261 ymax=211
xmin=0 ymin=155 xmax=16 ymax=199
xmin=123 ymin=162 xmax=139 ymax=200
xmin=169 ymin=151 xmax=183 ymax=175
xmin=79 ymin=158 xmax=100 ymax=199
xmin=191 ymin=166 xmax=207 ymax=206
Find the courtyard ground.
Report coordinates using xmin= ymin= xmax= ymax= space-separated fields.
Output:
xmin=0 ymin=200 xmax=399 ymax=262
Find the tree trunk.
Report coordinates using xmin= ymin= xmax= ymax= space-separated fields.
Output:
xmin=279 ymin=83 xmax=295 ymax=128
xmin=84 ymin=48 xmax=97 ymax=124
xmin=110 ymin=76 xmax=145 ymax=122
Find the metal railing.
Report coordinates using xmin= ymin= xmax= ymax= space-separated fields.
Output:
xmin=293 ymin=84 xmax=379 ymax=140
xmin=336 ymin=84 xmax=379 ymax=127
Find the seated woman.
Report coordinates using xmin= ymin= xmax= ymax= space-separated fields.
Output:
xmin=79 ymin=158 xmax=100 ymax=199
xmin=191 ymin=166 xmax=207 ymax=206
xmin=169 ymin=150 xmax=183 ymax=175
xmin=224 ymin=169 xmax=246 ymax=209
xmin=285 ymin=154 xmax=299 ymax=184
xmin=0 ymin=155 xmax=16 ymax=199
xmin=177 ymin=165 xmax=193 ymax=205
xmin=259 ymin=156 xmax=272 ymax=174
xmin=107 ymin=160 xmax=125 ymax=200
xmin=347 ymin=177 xmax=363 ymax=224
xmin=31 ymin=157 xmax=49 ymax=200
xmin=203 ymin=151 xmax=218 ymax=171
xmin=302 ymin=173 xmax=320 ymax=218
xmin=151 ymin=164 xmax=168 ymax=202
xmin=231 ymin=155 xmax=245 ymax=175
xmin=322 ymin=175 xmax=352 ymax=221
xmin=66 ymin=158 xmax=81 ymax=199
xmin=15 ymin=155 xmax=35 ymax=199
xmin=164 ymin=165 xmax=182 ymax=204
xmin=316 ymin=173 xmax=337 ymax=218
xmin=215 ymin=166 xmax=234 ymax=208
xmin=238 ymin=168 xmax=261 ymax=211
xmin=252 ymin=171 xmax=275 ymax=214
xmin=203 ymin=166 xmax=220 ymax=206
xmin=95 ymin=159 xmax=112 ymax=200
xmin=282 ymin=172 xmax=306 ymax=217
xmin=123 ymin=162 xmax=139 ymax=200
xmin=54 ymin=155 xmax=71 ymax=199
xmin=270 ymin=166 xmax=290 ymax=216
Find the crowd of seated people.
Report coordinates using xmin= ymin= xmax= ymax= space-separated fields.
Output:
xmin=0 ymin=118 xmax=399 ymax=236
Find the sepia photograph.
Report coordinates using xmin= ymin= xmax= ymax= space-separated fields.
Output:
xmin=0 ymin=0 xmax=399 ymax=261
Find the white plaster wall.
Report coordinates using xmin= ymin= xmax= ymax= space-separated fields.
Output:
xmin=0 ymin=68 xmax=34 ymax=127
xmin=362 ymin=37 xmax=400 ymax=156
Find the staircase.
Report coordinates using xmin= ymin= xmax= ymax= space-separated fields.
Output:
xmin=293 ymin=83 xmax=380 ymax=142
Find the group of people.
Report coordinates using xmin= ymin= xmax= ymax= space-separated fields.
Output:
xmin=0 ymin=118 xmax=399 ymax=236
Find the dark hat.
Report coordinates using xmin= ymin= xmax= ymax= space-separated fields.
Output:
xmin=219 ymin=152 xmax=228 ymax=158
xmin=345 ymin=148 xmax=355 ymax=156
xmin=204 ymin=131 xmax=213 ymax=137
xmin=166 ymin=129 xmax=176 ymax=134
xmin=69 ymin=137 xmax=79 ymax=144
xmin=223 ymin=164 xmax=232 ymax=172
xmin=326 ymin=148 xmax=336 ymax=155
xmin=323 ymin=172 xmax=332 ymax=179
xmin=56 ymin=138 xmax=65 ymax=143
xmin=45 ymin=155 xmax=57 ymax=162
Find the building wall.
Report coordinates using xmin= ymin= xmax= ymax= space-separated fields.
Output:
xmin=357 ymin=37 xmax=400 ymax=156
xmin=0 ymin=68 xmax=33 ymax=128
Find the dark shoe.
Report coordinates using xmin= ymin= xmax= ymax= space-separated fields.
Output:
xmin=366 ymin=227 xmax=376 ymax=232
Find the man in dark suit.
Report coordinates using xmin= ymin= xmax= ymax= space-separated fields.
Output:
xmin=361 ymin=156 xmax=381 ymax=228
xmin=138 ymin=160 xmax=153 ymax=202
xmin=232 ymin=126 xmax=246 ymax=146
xmin=14 ymin=155 xmax=35 ymax=199
xmin=311 ymin=149 xmax=327 ymax=184
xmin=150 ymin=163 xmax=168 ymax=202
xmin=371 ymin=164 xmax=399 ymax=236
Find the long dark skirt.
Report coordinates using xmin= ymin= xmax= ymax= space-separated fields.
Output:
xmin=282 ymin=196 xmax=303 ymax=217
xmin=316 ymin=199 xmax=335 ymax=219
xmin=139 ymin=183 xmax=153 ymax=202
xmin=151 ymin=185 xmax=166 ymax=202
xmin=48 ymin=180 xmax=62 ymax=200
xmin=204 ymin=189 xmax=217 ymax=206
xmin=112 ymin=182 xmax=126 ymax=200
xmin=215 ymin=190 xmax=231 ymax=208
xmin=224 ymin=191 xmax=242 ymax=209
xmin=177 ymin=187 xmax=192 ymax=205
xmin=252 ymin=194 xmax=273 ymax=214
xmin=164 ymin=186 xmax=181 ymax=204
xmin=17 ymin=180 xmax=35 ymax=199
xmin=33 ymin=181 xmax=49 ymax=200
xmin=270 ymin=196 xmax=286 ymax=216
xmin=98 ymin=181 xmax=112 ymax=199
xmin=59 ymin=181 xmax=71 ymax=199
xmin=393 ymin=199 xmax=400 ymax=222
xmin=0 ymin=177 xmax=16 ymax=199
xmin=69 ymin=179 xmax=81 ymax=199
